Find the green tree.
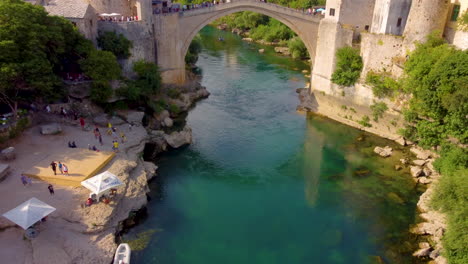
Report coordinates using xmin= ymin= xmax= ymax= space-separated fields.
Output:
xmin=90 ymin=81 xmax=113 ymax=104
xmin=80 ymin=50 xmax=121 ymax=81
xmin=402 ymin=34 xmax=468 ymax=146
xmin=118 ymin=60 xmax=162 ymax=104
xmin=366 ymin=71 xmax=401 ymax=98
xmin=331 ymin=47 xmax=363 ymax=86
xmin=185 ymin=35 xmax=202 ymax=65
xmin=0 ymin=0 xmax=89 ymax=117
xmin=97 ymin=31 xmax=133 ymax=59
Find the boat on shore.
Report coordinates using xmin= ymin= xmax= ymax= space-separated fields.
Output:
xmin=113 ymin=243 xmax=131 ymax=264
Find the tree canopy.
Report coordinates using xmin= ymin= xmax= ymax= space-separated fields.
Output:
xmin=401 ymin=34 xmax=468 ymax=146
xmin=0 ymin=0 xmax=122 ymax=108
xmin=97 ymin=31 xmax=133 ymax=59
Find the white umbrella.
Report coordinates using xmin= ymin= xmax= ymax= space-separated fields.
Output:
xmin=99 ymin=13 xmax=111 ymax=16
xmin=81 ymin=171 xmax=123 ymax=199
xmin=2 ymin=198 xmax=56 ymax=230
xmin=109 ymin=13 xmax=121 ymax=16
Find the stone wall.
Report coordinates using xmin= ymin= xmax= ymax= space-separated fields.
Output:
xmin=98 ymin=21 xmax=156 ymax=77
xmin=339 ymin=0 xmax=375 ymax=31
xmin=360 ymin=32 xmax=405 ymax=78
xmin=71 ymin=6 xmax=98 ymax=44
xmin=403 ymin=0 xmax=450 ymax=49
xmin=444 ymin=0 xmax=468 ymax=50
xmin=311 ymin=18 xmax=353 ymax=95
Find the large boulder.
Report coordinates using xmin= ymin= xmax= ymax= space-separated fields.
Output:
xmin=0 ymin=147 xmax=15 ymax=161
xmin=274 ymin=46 xmax=290 ymax=56
xmin=410 ymin=147 xmax=431 ymax=160
xmin=413 ymin=159 xmax=426 ymax=166
xmin=93 ymin=114 xmax=125 ymax=127
xmin=40 ymin=123 xmax=62 ymax=135
xmin=154 ymin=110 xmax=170 ymax=122
xmin=413 ymin=247 xmax=432 ymax=257
xmin=374 ymin=146 xmax=393 ymax=157
xmin=125 ymin=111 xmax=145 ymax=125
xmin=423 ymin=167 xmax=432 ymax=177
xmin=0 ymin=164 xmax=9 ymax=181
xmin=164 ymin=126 xmax=192 ymax=148
xmin=162 ymin=117 xmax=173 ymax=128
xmin=410 ymin=166 xmax=424 ymax=177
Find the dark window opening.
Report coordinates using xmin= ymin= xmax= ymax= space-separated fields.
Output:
xmin=329 ymin=8 xmax=335 ymax=16
xmin=397 ymin=17 xmax=402 ymax=27
xmin=451 ymin=5 xmax=460 ymax=21
xmin=90 ymin=20 xmax=93 ymax=26
xmin=71 ymin=22 xmax=77 ymax=27
xmin=364 ymin=25 xmax=369 ymax=31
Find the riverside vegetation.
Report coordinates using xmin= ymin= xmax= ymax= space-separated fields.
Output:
xmin=362 ymin=33 xmax=467 ymax=264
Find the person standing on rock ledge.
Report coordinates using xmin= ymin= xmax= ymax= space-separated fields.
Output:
xmin=79 ymin=117 xmax=85 ymax=130
xmin=48 ymin=184 xmax=54 ymax=195
xmin=50 ymin=161 xmax=57 ymax=175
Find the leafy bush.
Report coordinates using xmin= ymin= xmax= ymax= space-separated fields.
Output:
xmin=366 ymin=71 xmax=400 ymax=98
xmin=357 ymin=115 xmax=372 ymax=127
xmin=431 ymin=145 xmax=468 ymax=264
xmin=370 ymin=102 xmax=388 ymax=121
xmin=288 ymin=37 xmax=308 ymax=59
xmin=167 ymin=88 xmax=181 ymax=99
xmin=331 ymin=47 xmax=363 ymax=86
xmin=168 ymin=103 xmax=181 ymax=115
xmin=97 ymin=31 xmax=133 ymax=59
xmin=90 ymin=81 xmax=113 ymax=104
xmin=457 ymin=10 xmax=468 ymax=31
xmin=185 ymin=35 xmax=202 ymax=65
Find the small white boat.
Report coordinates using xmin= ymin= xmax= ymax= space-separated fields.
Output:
xmin=113 ymin=243 xmax=131 ymax=264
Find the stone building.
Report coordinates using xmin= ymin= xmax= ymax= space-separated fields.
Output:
xmin=370 ymin=0 xmax=411 ymax=36
xmin=444 ymin=0 xmax=468 ymax=49
xmin=42 ymin=0 xmax=98 ymax=43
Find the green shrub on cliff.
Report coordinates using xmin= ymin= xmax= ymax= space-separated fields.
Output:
xmin=90 ymin=81 xmax=113 ymax=104
xmin=331 ymin=47 xmax=363 ymax=86
xmin=370 ymin=102 xmax=388 ymax=122
xmin=97 ymin=31 xmax=133 ymax=59
xmin=366 ymin=71 xmax=400 ymax=98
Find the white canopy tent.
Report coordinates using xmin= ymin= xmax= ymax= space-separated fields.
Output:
xmin=2 ymin=198 xmax=56 ymax=230
xmin=81 ymin=171 xmax=123 ymax=199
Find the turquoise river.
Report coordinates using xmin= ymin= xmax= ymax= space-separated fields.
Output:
xmin=124 ymin=26 xmax=425 ymax=264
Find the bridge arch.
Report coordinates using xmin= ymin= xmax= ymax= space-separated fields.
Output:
xmin=153 ymin=0 xmax=322 ymax=84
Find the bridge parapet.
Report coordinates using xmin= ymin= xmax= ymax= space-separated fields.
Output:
xmin=155 ymin=0 xmax=323 ymax=22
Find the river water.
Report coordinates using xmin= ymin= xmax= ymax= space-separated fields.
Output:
xmin=124 ymin=26 xmax=424 ymax=264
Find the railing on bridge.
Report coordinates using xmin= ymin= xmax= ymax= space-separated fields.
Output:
xmin=153 ymin=0 xmax=324 ymax=21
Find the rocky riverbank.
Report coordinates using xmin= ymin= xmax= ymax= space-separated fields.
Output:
xmin=298 ymin=89 xmax=448 ymax=264
xmin=0 ymin=80 xmax=209 ymax=264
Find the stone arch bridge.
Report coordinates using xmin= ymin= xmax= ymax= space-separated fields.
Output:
xmin=153 ymin=0 xmax=323 ymax=84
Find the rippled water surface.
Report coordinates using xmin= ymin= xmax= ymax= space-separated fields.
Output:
xmin=125 ymin=26 xmax=423 ymax=264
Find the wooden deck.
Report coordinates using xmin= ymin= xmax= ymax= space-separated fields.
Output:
xmin=22 ymin=148 xmax=115 ymax=187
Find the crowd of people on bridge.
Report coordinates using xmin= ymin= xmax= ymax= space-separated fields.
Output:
xmin=152 ymin=0 xmax=325 ymax=16
xmin=98 ymin=15 xmax=139 ymax=22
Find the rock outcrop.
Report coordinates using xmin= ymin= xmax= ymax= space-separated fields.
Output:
xmin=0 ymin=147 xmax=15 ymax=161
xmin=374 ymin=146 xmax=393 ymax=157
xmin=40 ymin=123 xmax=62 ymax=135
xmin=164 ymin=126 xmax=192 ymax=148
